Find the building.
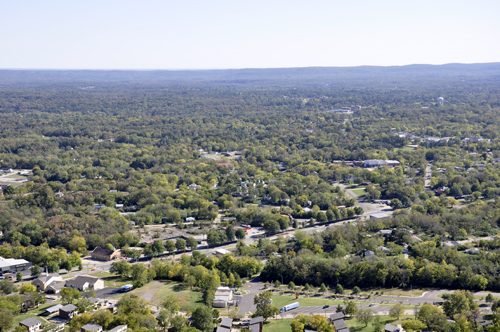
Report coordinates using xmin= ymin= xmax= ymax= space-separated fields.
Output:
xmin=19 ymin=317 xmax=42 ymax=332
xmin=0 ymin=168 xmax=13 ymax=173
xmin=465 ymin=248 xmax=480 ymax=255
xmin=378 ymin=229 xmax=393 ymax=236
xmin=369 ymin=212 xmax=392 ymax=219
xmin=0 ymin=256 xmax=31 ymax=272
xmin=31 ymin=273 xmax=62 ymax=291
xmin=216 ymin=328 xmax=230 ymax=332
xmin=385 ymin=324 xmax=400 ymax=332
xmin=43 ymin=304 xmax=63 ymax=316
xmin=81 ymin=323 xmax=103 ymax=332
xmin=333 ymin=320 xmax=349 ymax=332
xmin=46 ymin=280 xmax=66 ymax=294
xmin=363 ymin=160 xmax=386 ymax=167
xmin=59 ymin=304 xmax=78 ymax=319
xmin=249 ymin=316 xmax=264 ymax=332
xmin=90 ymin=247 xmax=121 ymax=261
xmin=213 ymin=249 xmax=230 ymax=256
xmin=220 ymin=317 xmax=233 ymax=329
xmin=386 ymin=160 xmax=401 ymax=167
xmin=328 ymin=312 xmax=345 ymax=323
xmin=213 ymin=287 xmax=233 ymax=308
xmin=108 ymin=325 xmax=128 ymax=332
xmin=66 ymin=276 xmax=104 ymax=291
xmin=186 ymin=217 xmax=195 ymax=222
xmin=55 ymin=192 xmax=64 ymax=197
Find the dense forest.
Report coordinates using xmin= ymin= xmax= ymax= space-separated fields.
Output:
xmin=1 ymin=64 xmax=500 ymax=291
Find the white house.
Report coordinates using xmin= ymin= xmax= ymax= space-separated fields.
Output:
xmin=19 ymin=317 xmax=42 ymax=332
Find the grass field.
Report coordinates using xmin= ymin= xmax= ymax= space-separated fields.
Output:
xmin=88 ymin=271 xmax=131 ymax=287
xmin=363 ymin=287 xmax=431 ymax=297
xmin=122 ymin=280 xmax=203 ymax=312
xmin=351 ymin=188 xmax=367 ymax=196
xmin=13 ymin=303 xmax=55 ymax=327
xmin=263 ymin=315 xmax=412 ymax=332
xmin=394 ymin=147 xmax=415 ymax=151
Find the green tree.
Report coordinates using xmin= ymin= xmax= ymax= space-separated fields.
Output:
xmin=288 ymin=282 xmax=296 ymax=290
xmin=16 ymin=272 xmax=22 ymax=282
xmin=352 ymin=286 xmax=361 ymax=296
xmin=319 ymin=283 xmax=327 ymax=293
xmin=165 ymin=240 xmax=176 ymax=254
xmin=187 ymin=237 xmax=198 ymax=250
xmin=175 ymin=238 xmax=186 ymax=252
xmin=60 ymin=287 xmax=80 ymax=304
xmin=0 ymin=308 xmax=13 ymax=332
xmin=235 ymin=229 xmax=246 ymax=240
xmin=343 ymin=298 xmax=358 ymax=317
xmin=486 ymin=293 xmax=494 ymax=303
xmin=192 ymin=305 xmax=214 ymax=332
xmin=46 ymin=261 xmax=59 ymax=273
xmin=401 ymin=319 xmax=427 ymax=332
xmin=356 ymin=309 xmax=373 ymax=326
xmin=389 ymin=302 xmax=405 ymax=321
xmin=254 ymin=291 xmax=279 ymax=322
xmin=442 ymin=290 xmax=477 ymax=317
xmin=225 ymin=226 xmax=235 ymax=241
xmin=263 ymin=220 xmax=280 ymax=235
xmin=372 ymin=316 xmax=383 ymax=332
xmin=335 ymin=284 xmax=344 ymax=294
xmin=31 ymin=265 xmax=41 ymax=277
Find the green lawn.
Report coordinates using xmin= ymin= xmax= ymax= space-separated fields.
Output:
xmin=394 ymin=147 xmax=415 ymax=152
xmin=351 ymin=188 xmax=367 ymax=196
xmin=123 ymin=280 xmax=203 ymax=312
xmin=88 ymin=271 xmax=131 ymax=287
xmin=13 ymin=303 xmax=56 ymax=327
xmin=264 ymin=318 xmax=292 ymax=332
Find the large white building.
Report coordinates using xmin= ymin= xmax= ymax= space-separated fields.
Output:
xmin=0 ymin=257 xmax=31 ymax=272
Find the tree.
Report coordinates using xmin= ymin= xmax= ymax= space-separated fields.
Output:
xmin=46 ymin=261 xmax=59 ymax=273
xmin=192 ymin=305 xmax=214 ymax=332
xmin=175 ymin=238 xmax=186 ymax=252
xmin=157 ymin=295 xmax=181 ymax=332
xmin=60 ymin=287 xmax=80 ymax=304
xmin=235 ymin=229 xmax=246 ymax=240
xmin=278 ymin=216 xmax=290 ymax=230
xmin=402 ymin=319 xmax=427 ymax=332
xmin=16 ymin=272 xmax=22 ymax=282
xmin=389 ymin=302 xmax=405 ymax=321
xmin=131 ymin=264 xmax=149 ymax=288
xmin=91 ymin=309 xmax=114 ymax=329
xmin=442 ymin=290 xmax=477 ymax=317
xmin=19 ymin=283 xmax=36 ymax=294
xmin=263 ymin=220 xmax=280 ymax=235
xmin=31 ymin=265 xmax=41 ymax=277
xmin=356 ymin=309 xmax=374 ymax=326
xmin=187 ymin=237 xmax=198 ymax=250
xmin=486 ymin=293 xmax=494 ymax=303
xmin=372 ymin=316 xmax=383 ymax=332
xmin=0 ymin=308 xmax=13 ymax=332
xmin=254 ymin=291 xmax=279 ymax=322
xmin=288 ymin=282 xmax=295 ymax=290
xmin=343 ymin=299 xmax=358 ymax=317
xmin=352 ymin=286 xmax=361 ymax=296
xmin=152 ymin=240 xmax=165 ymax=256
xmin=390 ymin=198 xmax=403 ymax=209
xmin=319 ymin=283 xmax=327 ymax=293
xmin=225 ymin=226 xmax=235 ymax=241
xmin=335 ymin=284 xmax=344 ymax=294
xmin=165 ymin=240 xmax=176 ymax=254
xmin=417 ymin=303 xmax=448 ymax=332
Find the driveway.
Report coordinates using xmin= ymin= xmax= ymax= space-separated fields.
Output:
xmin=237 ymin=276 xmax=263 ymax=315
xmin=95 ymin=286 xmax=122 ymax=299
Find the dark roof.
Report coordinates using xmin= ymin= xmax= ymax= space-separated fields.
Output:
xmin=60 ymin=304 xmax=78 ymax=312
xmin=20 ymin=317 xmax=42 ymax=327
xmin=385 ymin=324 xmax=400 ymax=332
xmin=216 ymin=327 xmax=230 ymax=332
xmin=250 ymin=316 xmax=263 ymax=325
xmin=92 ymin=246 xmax=116 ymax=256
xmin=108 ymin=325 xmax=128 ymax=332
xmin=249 ymin=325 xmax=260 ymax=332
xmin=220 ymin=317 xmax=233 ymax=328
xmin=86 ymin=296 xmax=99 ymax=304
xmin=47 ymin=280 xmax=66 ymax=290
xmin=82 ymin=323 xmax=102 ymax=331
xmin=329 ymin=312 xmax=345 ymax=321
xmin=334 ymin=320 xmax=347 ymax=330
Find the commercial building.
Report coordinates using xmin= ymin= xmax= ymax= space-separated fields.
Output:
xmin=90 ymin=247 xmax=121 ymax=261
xmin=0 ymin=256 xmax=31 ymax=272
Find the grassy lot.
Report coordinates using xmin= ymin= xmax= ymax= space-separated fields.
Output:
xmin=88 ymin=271 xmax=130 ymax=287
xmin=13 ymin=303 xmax=56 ymax=327
xmin=264 ymin=318 xmax=292 ymax=332
xmin=351 ymin=188 xmax=367 ymax=196
xmin=394 ymin=147 xmax=415 ymax=152
xmin=121 ymin=280 xmax=203 ymax=312
xmin=362 ymin=288 xmax=432 ymax=297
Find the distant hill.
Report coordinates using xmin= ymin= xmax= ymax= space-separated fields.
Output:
xmin=1 ymin=63 xmax=500 ymax=87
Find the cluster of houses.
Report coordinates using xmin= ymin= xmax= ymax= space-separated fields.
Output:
xmin=19 ymin=315 xmax=125 ymax=332
xmin=31 ymin=273 xmax=104 ymax=294
xmin=215 ymin=316 xmax=263 ymax=332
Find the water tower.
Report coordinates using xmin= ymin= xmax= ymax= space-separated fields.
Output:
xmin=437 ymin=97 xmax=444 ymax=105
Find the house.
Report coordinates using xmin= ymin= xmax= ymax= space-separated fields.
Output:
xmin=91 ymin=247 xmax=121 ymax=261
xmin=364 ymin=250 xmax=375 ymax=257
xmin=386 ymin=160 xmax=401 ymax=167
xmin=109 ymin=190 xmax=118 ymax=193
xmin=213 ymin=287 xmax=233 ymax=307
xmin=0 ymin=256 xmax=31 ymax=272
xmin=66 ymin=276 xmax=104 ymax=291
xmin=59 ymin=304 xmax=78 ymax=319
xmin=108 ymin=325 xmax=127 ymax=332
xmin=189 ymin=184 xmax=198 ymax=190
xmin=46 ymin=281 xmax=66 ymax=294
xmin=220 ymin=317 xmax=233 ymax=329
xmin=378 ymin=230 xmax=393 ymax=236
xmin=384 ymin=324 xmax=400 ymax=332
xmin=186 ymin=217 xmax=195 ymax=222
xmin=105 ymin=303 xmax=117 ymax=314
xmin=328 ymin=312 xmax=345 ymax=323
xmin=19 ymin=317 xmax=42 ymax=332
xmin=370 ymin=212 xmax=392 ymax=219
xmin=465 ymin=248 xmax=480 ymax=255
xmin=43 ymin=304 xmax=63 ymax=316
xmin=436 ymin=186 xmax=448 ymax=194
xmin=333 ymin=320 xmax=349 ymax=332
xmin=115 ymin=204 xmax=124 ymax=209
xmin=0 ymin=168 xmax=13 ymax=173
xmin=55 ymin=192 xmax=64 ymax=197
xmin=81 ymin=323 xmax=103 ymax=332
xmin=249 ymin=316 xmax=264 ymax=332
xmin=31 ymin=273 xmax=62 ymax=291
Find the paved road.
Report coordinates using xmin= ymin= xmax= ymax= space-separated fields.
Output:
xmin=236 ymin=277 xmax=263 ymax=314
xmin=424 ymin=163 xmax=432 ymax=188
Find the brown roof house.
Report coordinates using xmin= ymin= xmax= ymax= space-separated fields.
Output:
xmin=66 ymin=276 xmax=104 ymax=291
xmin=31 ymin=273 xmax=63 ymax=292
xmin=19 ymin=317 xmax=42 ymax=332
xmin=91 ymin=247 xmax=121 ymax=261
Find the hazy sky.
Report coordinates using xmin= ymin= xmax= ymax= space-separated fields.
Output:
xmin=1 ymin=0 xmax=498 ymax=69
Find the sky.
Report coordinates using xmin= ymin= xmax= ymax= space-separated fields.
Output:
xmin=0 ymin=0 xmax=499 ymax=69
